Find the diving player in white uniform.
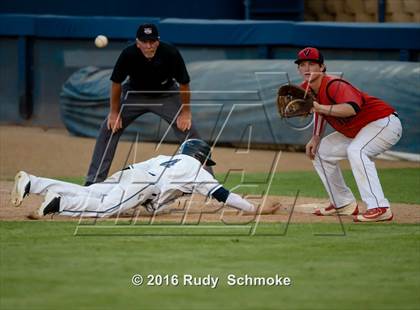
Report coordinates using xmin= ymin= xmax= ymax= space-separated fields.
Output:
xmin=11 ymin=139 xmax=278 ymax=217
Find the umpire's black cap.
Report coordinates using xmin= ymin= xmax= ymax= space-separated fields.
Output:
xmin=136 ymin=23 xmax=160 ymax=41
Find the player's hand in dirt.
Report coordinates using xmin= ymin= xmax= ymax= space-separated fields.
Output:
xmin=242 ymin=202 xmax=281 ymax=215
xmin=107 ymin=112 xmax=122 ymax=133
xmin=176 ymin=110 xmax=192 ymax=132
xmin=306 ymin=135 xmax=321 ymax=160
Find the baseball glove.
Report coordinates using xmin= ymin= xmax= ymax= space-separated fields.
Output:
xmin=277 ymin=84 xmax=314 ymax=118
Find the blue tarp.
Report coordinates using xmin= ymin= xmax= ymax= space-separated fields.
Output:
xmin=60 ymin=60 xmax=420 ymax=154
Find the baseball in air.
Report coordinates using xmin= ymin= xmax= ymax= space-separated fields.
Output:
xmin=94 ymin=35 xmax=108 ymax=48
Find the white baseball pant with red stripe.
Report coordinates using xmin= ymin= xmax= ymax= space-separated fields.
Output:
xmin=313 ymin=114 xmax=402 ymax=209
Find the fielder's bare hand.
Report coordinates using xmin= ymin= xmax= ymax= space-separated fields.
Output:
xmin=306 ymin=135 xmax=321 ymax=160
xmin=107 ymin=111 xmax=122 ymax=133
xmin=312 ymin=101 xmax=322 ymax=114
xmin=176 ymin=110 xmax=192 ymax=132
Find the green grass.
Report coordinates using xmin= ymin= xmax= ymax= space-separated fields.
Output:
xmin=1 ymin=222 xmax=419 ymax=310
xmin=218 ymin=168 xmax=420 ymax=204
xmin=2 ymin=169 xmax=418 ymax=309
xmin=59 ymin=168 xmax=420 ymax=204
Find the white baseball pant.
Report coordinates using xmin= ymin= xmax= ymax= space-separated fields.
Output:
xmin=313 ymin=114 xmax=402 ymax=209
xmin=29 ymin=169 xmax=159 ymax=217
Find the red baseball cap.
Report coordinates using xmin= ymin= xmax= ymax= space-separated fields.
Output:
xmin=294 ymin=47 xmax=324 ymax=64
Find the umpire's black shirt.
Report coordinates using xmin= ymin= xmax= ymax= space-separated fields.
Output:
xmin=110 ymin=41 xmax=190 ymax=91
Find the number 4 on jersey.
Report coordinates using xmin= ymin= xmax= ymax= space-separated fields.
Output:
xmin=159 ymin=158 xmax=181 ymax=168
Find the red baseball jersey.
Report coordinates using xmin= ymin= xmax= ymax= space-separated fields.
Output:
xmin=301 ymin=75 xmax=395 ymax=138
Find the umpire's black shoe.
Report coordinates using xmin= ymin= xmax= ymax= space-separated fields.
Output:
xmin=84 ymin=181 xmax=94 ymax=186
xmin=38 ymin=192 xmax=61 ymax=216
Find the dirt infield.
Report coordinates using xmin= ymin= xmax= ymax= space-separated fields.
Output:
xmin=0 ymin=125 xmax=419 ymax=223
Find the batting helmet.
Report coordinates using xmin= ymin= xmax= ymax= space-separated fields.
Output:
xmin=178 ymin=139 xmax=216 ymax=166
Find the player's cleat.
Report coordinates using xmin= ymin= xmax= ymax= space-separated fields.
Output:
xmin=38 ymin=192 xmax=61 ymax=217
xmin=353 ymin=207 xmax=393 ymax=222
xmin=11 ymin=171 xmax=31 ymax=207
xmin=313 ymin=201 xmax=358 ymax=216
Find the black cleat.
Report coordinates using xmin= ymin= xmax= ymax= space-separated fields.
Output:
xmin=38 ymin=192 xmax=61 ymax=216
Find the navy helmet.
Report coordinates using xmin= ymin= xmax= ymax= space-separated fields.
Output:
xmin=178 ymin=139 xmax=216 ymax=166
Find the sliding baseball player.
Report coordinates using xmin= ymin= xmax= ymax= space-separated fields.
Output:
xmin=11 ymin=139 xmax=279 ymax=217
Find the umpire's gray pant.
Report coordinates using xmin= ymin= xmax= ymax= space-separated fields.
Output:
xmin=85 ymin=85 xmax=201 ymax=184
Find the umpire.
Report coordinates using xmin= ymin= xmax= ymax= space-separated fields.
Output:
xmin=85 ymin=23 xmax=201 ymax=185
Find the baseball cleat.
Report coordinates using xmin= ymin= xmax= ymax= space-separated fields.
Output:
xmin=314 ymin=201 xmax=358 ymax=216
xmin=353 ymin=207 xmax=393 ymax=222
xmin=38 ymin=191 xmax=61 ymax=217
xmin=11 ymin=171 xmax=31 ymax=207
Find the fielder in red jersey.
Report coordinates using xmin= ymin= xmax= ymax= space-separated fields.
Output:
xmin=300 ymin=75 xmax=395 ymax=138
xmin=295 ymin=47 xmax=402 ymax=222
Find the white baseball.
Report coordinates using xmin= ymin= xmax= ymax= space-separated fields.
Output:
xmin=94 ymin=35 xmax=108 ymax=48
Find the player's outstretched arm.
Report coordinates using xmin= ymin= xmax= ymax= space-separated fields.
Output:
xmin=211 ymin=187 xmax=279 ymax=215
